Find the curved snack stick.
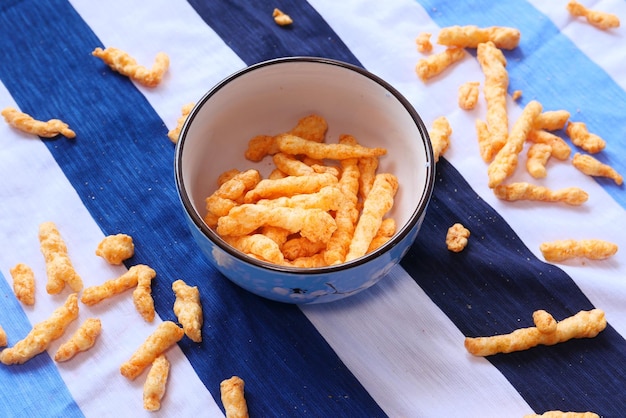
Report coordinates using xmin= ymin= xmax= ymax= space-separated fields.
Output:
xmin=223 ymin=234 xmax=285 ymax=265
xmin=244 ymin=134 xmax=277 ymax=162
xmin=493 ymin=182 xmax=588 ymax=206
xmin=0 ymin=325 xmax=7 ymax=347
xmin=367 ymin=218 xmax=397 ymax=253
xmin=415 ymin=47 xmax=466 ymax=82
xmin=54 ymin=318 xmax=102 ymax=362
xmin=256 ymin=185 xmax=342 ymax=212
xmin=120 ymin=321 xmax=184 ymax=380
xmin=244 ymin=172 xmax=337 ymax=203
xmin=476 ymin=41 xmax=509 ymax=162
xmin=458 ymin=81 xmax=480 ymax=110
xmin=429 ymin=116 xmax=452 ymax=162
xmin=96 ymin=233 xmax=135 ymax=265
xmin=288 ymin=114 xmax=328 ymax=143
xmin=276 ymin=134 xmax=387 ymax=160
xmin=0 ymin=293 xmax=79 ymax=365
xmin=220 ymin=376 xmax=249 ymax=418
xmin=92 ymin=47 xmax=169 ymax=87
xmin=133 ymin=266 xmax=157 ymax=322
xmin=346 ymin=173 xmax=399 ymax=261
xmin=10 ymin=263 xmax=35 ymax=306
xmin=487 ymin=100 xmax=543 ymax=188
xmin=540 ymin=239 xmax=618 ymax=262
xmin=572 ymin=152 xmax=623 ymax=185
xmin=565 ymin=122 xmax=606 ymax=154
xmin=272 ymin=152 xmax=315 ymax=176
xmin=464 ymin=309 xmax=606 ymax=356
xmin=527 ymin=129 xmax=571 ymax=160
xmin=1 ymin=107 xmax=76 ymax=139
xmin=567 ymin=0 xmax=620 ymax=30
xmin=39 ymin=221 xmax=83 ymax=294
xmin=81 ymin=264 xmax=156 ymax=306
xmin=167 ymin=102 xmax=194 ymax=144
xmin=524 ymin=411 xmax=599 ymax=418
xmin=415 ymin=32 xmax=433 ymax=53
xmin=526 ymin=143 xmax=552 ymax=179
xmin=437 ymin=25 xmax=521 ymax=50
xmin=533 ymin=310 xmax=557 ymax=334
xmin=143 ymin=354 xmax=170 ymax=411
xmin=273 ymin=8 xmax=293 ymax=26
xmin=172 ymin=279 xmax=203 ymax=343
xmin=206 ymin=169 xmax=262 ymax=224
xmin=281 ymin=237 xmax=327 ymax=261
xmin=534 ymin=110 xmax=570 ymax=131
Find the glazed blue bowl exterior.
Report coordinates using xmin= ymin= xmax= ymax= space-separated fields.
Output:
xmin=175 ymin=57 xmax=435 ymax=304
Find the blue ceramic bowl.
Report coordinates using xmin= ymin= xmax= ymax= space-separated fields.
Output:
xmin=175 ymin=57 xmax=434 ymax=304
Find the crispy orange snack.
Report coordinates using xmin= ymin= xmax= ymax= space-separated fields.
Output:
xmin=39 ymin=221 xmax=83 ymax=294
xmin=256 ymin=185 xmax=342 ymax=212
xmin=172 ymin=279 xmax=204 ymax=343
xmin=168 ymin=102 xmax=194 ymax=144
xmin=533 ymin=310 xmax=558 ymax=334
xmin=244 ymin=172 xmax=337 ymax=203
xmin=524 ymin=411 xmax=599 ymax=418
xmin=10 ymin=263 xmax=35 ymax=306
xmin=288 ymin=114 xmax=328 ymax=143
xmin=493 ymin=182 xmax=588 ymax=206
xmin=446 ymin=223 xmax=470 ymax=252
xmin=2 ymin=107 xmax=76 ymax=139
xmin=527 ymin=129 xmax=572 ymax=160
xmin=540 ymin=239 xmax=618 ymax=262
xmin=512 ymin=90 xmax=522 ymax=101
xmin=0 ymin=293 xmax=79 ymax=365
xmin=572 ymin=152 xmax=623 ymax=185
xmin=465 ymin=309 xmax=606 ymax=356
xmin=133 ymin=266 xmax=157 ymax=323
xmin=429 ymin=116 xmax=452 ymax=162
xmin=273 ymin=8 xmax=293 ymax=26
xmin=81 ymin=264 xmax=156 ymax=306
xmin=281 ymin=237 xmax=327 ymax=260
xmin=458 ymin=81 xmax=480 ymax=110
xmin=143 ymin=354 xmax=170 ymax=411
xmin=0 ymin=325 xmax=6 ymax=348
xmin=205 ymin=169 xmax=262 ymax=226
xmin=96 ymin=233 xmax=135 ymax=265
xmin=220 ymin=376 xmax=249 ymax=418
xmin=487 ymin=100 xmax=543 ymax=188
xmin=565 ymin=122 xmax=606 ymax=154
xmin=367 ymin=218 xmax=397 ymax=253
xmin=54 ymin=318 xmax=102 ymax=362
xmin=224 ymin=234 xmax=285 ymax=264
xmin=244 ymin=134 xmax=277 ymax=162
xmin=526 ymin=143 xmax=552 ymax=178
xmin=567 ymin=0 xmax=620 ymax=30
xmin=415 ymin=47 xmax=466 ymax=82
xmin=276 ymin=134 xmax=386 ymax=160
xmin=92 ymin=47 xmax=169 ymax=87
xmin=415 ymin=32 xmax=433 ymax=53
xmin=534 ymin=110 xmax=571 ymax=131
xmin=120 ymin=321 xmax=184 ymax=380
xmin=437 ymin=25 xmax=521 ymax=50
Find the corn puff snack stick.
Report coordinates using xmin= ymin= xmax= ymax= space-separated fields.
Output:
xmin=358 ymin=155 xmax=379 ymax=200
xmin=10 ymin=263 xmax=35 ymax=306
xmin=572 ymin=152 xmax=623 ymax=185
xmin=244 ymin=172 xmax=337 ymax=203
xmin=167 ymin=102 xmax=194 ymax=144
xmin=39 ymin=221 xmax=83 ymax=294
xmin=346 ymin=173 xmax=399 ymax=261
xmin=273 ymin=8 xmax=293 ymax=26
xmin=477 ymin=41 xmax=509 ymax=162
xmin=92 ymin=47 xmax=169 ymax=87
xmin=2 ymin=107 xmax=76 ymax=139
xmin=143 ymin=354 xmax=170 ymax=411
xmin=429 ymin=116 xmax=452 ymax=162
xmin=565 ymin=122 xmax=606 ymax=154
xmin=288 ymin=114 xmax=328 ymax=143
xmin=464 ymin=309 xmax=606 ymax=356
xmin=133 ymin=267 xmax=156 ymax=323
xmin=525 ymin=411 xmax=599 ymax=418
xmin=533 ymin=310 xmax=558 ymax=334
xmin=526 ymin=143 xmax=552 ymax=178
xmin=54 ymin=318 xmax=102 ymax=362
xmin=96 ymin=233 xmax=135 ymax=265
xmin=282 ymin=237 xmax=327 ymax=261
xmin=567 ymin=0 xmax=620 ymax=30
xmin=488 ymin=100 xmax=543 ymax=188
xmin=534 ymin=110 xmax=570 ymax=131
xmin=120 ymin=321 xmax=184 ymax=380
xmin=493 ymin=182 xmax=588 ymax=206
xmin=458 ymin=81 xmax=480 ymax=110
xmin=415 ymin=32 xmax=433 ymax=53
xmin=446 ymin=223 xmax=470 ymax=252
xmin=0 ymin=293 xmax=79 ymax=365
xmin=244 ymin=134 xmax=277 ymax=162
xmin=256 ymin=185 xmax=342 ymax=212
xmin=172 ymin=279 xmax=203 ymax=343
xmin=205 ymin=169 xmax=262 ymax=224
xmin=276 ymin=134 xmax=387 ymax=160
xmin=540 ymin=239 xmax=618 ymax=262
xmin=272 ymin=152 xmax=315 ymax=176
xmin=223 ymin=234 xmax=285 ymax=264
xmin=220 ymin=376 xmax=249 ymax=418
xmin=367 ymin=218 xmax=397 ymax=253
xmin=0 ymin=325 xmax=7 ymax=347
xmin=437 ymin=25 xmax=521 ymax=50
xmin=527 ymin=129 xmax=571 ymax=160
xmin=415 ymin=47 xmax=466 ymax=82
xmin=81 ymin=264 xmax=156 ymax=306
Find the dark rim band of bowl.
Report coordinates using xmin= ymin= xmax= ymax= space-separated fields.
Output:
xmin=174 ymin=56 xmax=435 ymax=274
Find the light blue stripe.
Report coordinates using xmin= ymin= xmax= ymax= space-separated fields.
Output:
xmin=417 ymin=0 xmax=626 ymax=206
xmin=0 ymin=273 xmax=84 ymax=418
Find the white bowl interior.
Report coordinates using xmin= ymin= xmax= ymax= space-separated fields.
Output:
xmin=179 ymin=58 xmax=432 ymax=259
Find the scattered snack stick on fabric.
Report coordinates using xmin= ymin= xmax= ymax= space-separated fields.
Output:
xmin=487 ymin=100 xmax=543 ymax=188
xmin=437 ymin=25 xmax=521 ymax=50
xmin=167 ymin=102 xmax=194 ymax=144
xmin=10 ymin=263 xmax=35 ymax=306
xmin=532 ymin=310 xmax=557 ymax=334
xmin=172 ymin=279 xmax=203 ymax=343
xmin=493 ymin=182 xmax=588 ymax=206
xmin=526 ymin=143 xmax=552 ymax=178
xmin=511 ymin=90 xmax=522 ymax=101
xmin=92 ymin=47 xmax=169 ymax=87
xmin=464 ymin=308 xmax=606 ymax=356
xmin=0 ymin=293 xmax=79 ymax=365
xmin=565 ymin=121 xmax=606 ymax=154
xmin=120 ymin=321 xmax=184 ymax=380
xmin=429 ymin=116 xmax=452 ymax=162
xmin=81 ymin=264 xmax=156 ymax=306
xmin=458 ymin=81 xmax=480 ymax=110
xmin=572 ymin=152 xmax=623 ymax=185
xmin=540 ymin=239 xmax=618 ymax=262
xmin=524 ymin=411 xmax=599 ymax=418
xmin=54 ymin=318 xmax=102 ymax=362
xmin=534 ymin=110 xmax=570 ymax=131
xmin=415 ymin=47 xmax=466 ymax=82
xmin=273 ymin=8 xmax=293 ymax=26
xmin=527 ymin=129 xmax=571 ymax=160
xmin=415 ymin=32 xmax=433 ymax=53
xmin=220 ymin=376 xmax=249 ymax=418
xmin=567 ymin=0 xmax=620 ymax=30
xmin=95 ymin=233 xmax=135 ymax=265
xmin=133 ymin=266 xmax=156 ymax=322
xmin=39 ymin=221 xmax=83 ymax=294
xmin=0 ymin=325 xmax=7 ymax=347
xmin=2 ymin=107 xmax=76 ymax=139
xmin=446 ymin=223 xmax=470 ymax=252
xmin=143 ymin=354 xmax=170 ymax=411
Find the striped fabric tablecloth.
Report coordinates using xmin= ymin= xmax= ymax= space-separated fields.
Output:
xmin=1 ymin=1 xmax=624 ymax=417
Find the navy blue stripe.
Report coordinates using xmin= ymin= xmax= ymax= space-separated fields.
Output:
xmin=402 ymin=158 xmax=626 ymax=416
xmin=0 ymin=1 xmax=385 ymax=416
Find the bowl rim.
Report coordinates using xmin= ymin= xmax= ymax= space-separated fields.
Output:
xmin=174 ymin=56 xmax=435 ymax=274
